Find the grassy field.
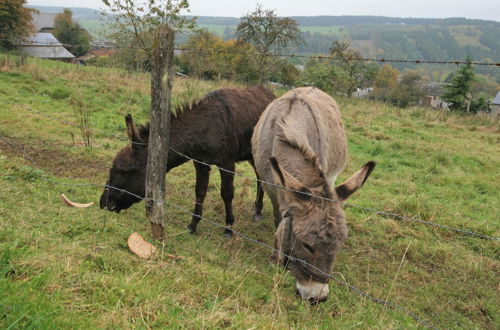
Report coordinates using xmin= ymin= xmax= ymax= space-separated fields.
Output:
xmin=0 ymin=55 xmax=499 ymax=329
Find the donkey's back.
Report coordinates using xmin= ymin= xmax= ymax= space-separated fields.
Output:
xmin=252 ymin=87 xmax=348 ymax=193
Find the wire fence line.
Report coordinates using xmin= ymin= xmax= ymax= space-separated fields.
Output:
xmin=0 ymin=134 xmax=438 ymax=329
xmin=168 ymin=147 xmax=500 ymax=241
xmin=6 ymin=103 xmax=500 ymax=241
xmin=4 ymin=39 xmax=500 ymax=67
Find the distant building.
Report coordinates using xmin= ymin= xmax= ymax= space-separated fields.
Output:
xmin=17 ymin=12 xmax=74 ymax=61
xmin=353 ymin=87 xmax=373 ymax=98
xmin=420 ymin=81 xmax=450 ymax=110
xmin=491 ymin=92 xmax=500 ymax=116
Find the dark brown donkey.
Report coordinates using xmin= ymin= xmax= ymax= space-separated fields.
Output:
xmin=99 ymin=86 xmax=276 ymax=236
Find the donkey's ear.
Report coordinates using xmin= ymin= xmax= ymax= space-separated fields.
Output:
xmin=270 ymin=157 xmax=311 ymax=200
xmin=335 ymin=161 xmax=376 ymax=201
xmin=125 ymin=114 xmax=142 ymax=145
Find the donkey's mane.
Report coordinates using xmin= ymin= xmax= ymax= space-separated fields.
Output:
xmin=277 ymin=117 xmax=323 ymax=175
xmin=136 ymin=99 xmax=199 ymax=142
xmin=135 ymin=89 xmax=232 ymax=142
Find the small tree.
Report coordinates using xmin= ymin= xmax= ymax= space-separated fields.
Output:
xmin=329 ymin=40 xmax=372 ymax=96
xmin=236 ymin=4 xmax=302 ymax=83
xmin=390 ymin=70 xmax=424 ymax=108
xmin=297 ymin=58 xmax=345 ymax=94
xmin=179 ymin=30 xmax=259 ymax=82
xmin=54 ymin=9 xmax=91 ymax=56
xmin=102 ymin=0 xmax=195 ymax=71
xmin=0 ymin=0 xmax=37 ymax=49
xmin=469 ymin=93 xmax=489 ymax=113
xmin=275 ymin=60 xmax=300 ymax=88
xmin=442 ymin=56 xmax=475 ymax=112
xmin=372 ymin=64 xmax=400 ymax=102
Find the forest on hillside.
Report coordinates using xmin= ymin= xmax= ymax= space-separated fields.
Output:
xmin=30 ymin=6 xmax=500 ymax=60
xmin=29 ymin=6 xmax=500 ymax=81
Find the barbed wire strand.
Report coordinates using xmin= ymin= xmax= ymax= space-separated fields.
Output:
xmin=0 ymin=134 xmax=437 ymax=329
xmin=4 ymin=39 xmax=499 ymax=67
xmin=5 ymin=104 xmax=499 ymax=241
xmin=168 ymin=147 xmax=500 ymax=241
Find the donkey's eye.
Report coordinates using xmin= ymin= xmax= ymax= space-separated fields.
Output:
xmin=302 ymin=242 xmax=314 ymax=254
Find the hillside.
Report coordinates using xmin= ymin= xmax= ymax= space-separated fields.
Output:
xmin=29 ymin=5 xmax=500 ymax=68
xmin=1 ymin=55 xmax=499 ymax=328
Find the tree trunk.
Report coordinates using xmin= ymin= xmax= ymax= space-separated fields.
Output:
xmin=258 ymin=55 xmax=266 ymax=84
xmin=145 ymin=25 xmax=175 ymax=240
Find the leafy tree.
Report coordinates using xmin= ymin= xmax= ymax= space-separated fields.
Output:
xmin=0 ymin=0 xmax=37 ymax=49
xmin=390 ymin=70 xmax=424 ymax=108
xmin=297 ymin=58 xmax=346 ymax=94
xmin=469 ymin=93 xmax=489 ymax=113
xmin=372 ymin=64 xmax=400 ymax=102
xmin=236 ymin=4 xmax=302 ymax=83
xmin=274 ymin=60 xmax=300 ymax=88
xmin=53 ymin=9 xmax=91 ymax=56
xmin=178 ymin=30 xmax=258 ymax=82
xmin=102 ymin=0 xmax=195 ymax=71
xmin=442 ymin=56 xmax=475 ymax=112
xmin=329 ymin=40 xmax=372 ymax=96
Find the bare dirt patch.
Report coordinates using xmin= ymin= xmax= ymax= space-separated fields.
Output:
xmin=0 ymin=135 xmax=109 ymax=181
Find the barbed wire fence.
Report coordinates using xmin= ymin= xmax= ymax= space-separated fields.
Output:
xmin=5 ymin=102 xmax=499 ymax=241
xmin=4 ymin=39 xmax=500 ymax=67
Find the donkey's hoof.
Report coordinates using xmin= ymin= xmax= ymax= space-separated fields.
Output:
xmin=223 ymin=228 xmax=233 ymax=238
xmin=187 ymin=224 xmax=197 ymax=235
xmin=253 ymin=213 xmax=263 ymax=222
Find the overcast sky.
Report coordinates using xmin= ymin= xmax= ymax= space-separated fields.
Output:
xmin=27 ymin=0 xmax=500 ymax=21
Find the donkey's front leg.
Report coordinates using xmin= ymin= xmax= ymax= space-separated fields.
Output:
xmin=188 ymin=162 xmax=210 ymax=234
xmin=219 ymin=162 xmax=236 ymax=238
xmin=248 ymin=160 xmax=264 ymax=222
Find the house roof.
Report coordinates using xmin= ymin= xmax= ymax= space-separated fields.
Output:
xmin=20 ymin=46 xmax=75 ymax=59
xmin=89 ymin=49 xmax=117 ymax=57
xmin=18 ymin=33 xmax=74 ymax=59
xmin=19 ymin=32 xmax=62 ymax=46
xmin=31 ymin=12 xmax=58 ymax=31
xmin=492 ymin=92 xmax=500 ymax=105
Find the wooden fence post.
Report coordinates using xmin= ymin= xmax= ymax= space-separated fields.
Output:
xmin=145 ymin=25 xmax=175 ymax=240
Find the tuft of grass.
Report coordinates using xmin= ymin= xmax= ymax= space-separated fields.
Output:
xmin=49 ymin=87 xmax=71 ymax=100
xmin=69 ymin=94 xmax=93 ymax=149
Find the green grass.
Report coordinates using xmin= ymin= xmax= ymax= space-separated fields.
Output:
xmin=197 ymin=24 xmax=233 ymax=37
xmin=1 ymin=55 xmax=499 ymax=329
xmin=299 ymin=26 xmax=343 ymax=35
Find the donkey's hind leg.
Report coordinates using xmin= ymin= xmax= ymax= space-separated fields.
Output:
xmin=248 ymin=160 xmax=264 ymax=222
xmin=188 ymin=162 xmax=210 ymax=234
xmin=219 ymin=162 xmax=236 ymax=238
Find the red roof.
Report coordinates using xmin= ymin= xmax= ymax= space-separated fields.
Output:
xmin=89 ymin=49 xmax=116 ymax=57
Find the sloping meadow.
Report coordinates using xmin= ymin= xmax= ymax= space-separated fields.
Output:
xmin=1 ymin=56 xmax=499 ymax=328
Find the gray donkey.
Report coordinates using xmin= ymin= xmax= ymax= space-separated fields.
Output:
xmin=252 ymin=87 xmax=375 ymax=303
